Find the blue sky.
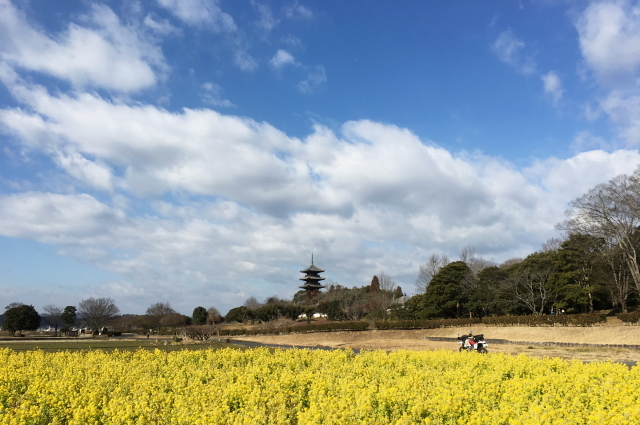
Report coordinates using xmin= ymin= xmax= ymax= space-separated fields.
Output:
xmin=1 ymin=0 xmax=640 ymax=315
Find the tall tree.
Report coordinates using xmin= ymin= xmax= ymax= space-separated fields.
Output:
xmin=61 ymin=306 xmax=77 ymax=328
xmin=600 ymin=242 xmax=634 ymax=313
xmin=42 ymin=304 xmax=63 ymax=336
xmin=503 ymin=252 xmax=557 ymax=315
xmin=2 ymin=304 xmax=41 ymax=336
xmin=370 ymin=275 xmax=380 ymax=292
xmin=243 ymin=296 xmax=260 ymax=309
xmin=415 ymin=253 xmax=450 ymax=294
xmin=160 ymin=313 xmax=190 ymax=331
xmin=465 ymin=266 xmax=509 ymax=317
xmin=146 ymin=302 xmax=176 ymax=332
xmin=192 ymin=306 xmax=208 ymax=325
xmin=551 ymin=234 xmax=605 ymax=313
xmin=560 ymin=170 xmax=640 ymax=294
xmin=206 ymin=306 xmax=223 ymax=324
xmin=377 ymin=271 xmax=396 ymax=292
xmin=78 ymin=297 xmax=120 ymax=333
xmin=406 ymin=261 xmax=470 ymax=319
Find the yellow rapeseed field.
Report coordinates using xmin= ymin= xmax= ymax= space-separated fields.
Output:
xmin=0 ymin=347 xmax=638 ymax=424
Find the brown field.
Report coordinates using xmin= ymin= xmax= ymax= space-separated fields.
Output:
xmin=2 ymin=318 xmax=639 ymax=363
xmin=232 ymin=320 xmax=640 ymax=363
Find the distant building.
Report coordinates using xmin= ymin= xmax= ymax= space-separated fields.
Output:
xmin=299 ymin=254 xmax=326 ymax=293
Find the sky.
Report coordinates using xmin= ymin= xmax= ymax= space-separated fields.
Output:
xmin=1 ymin=0 xmax=640 ymax=316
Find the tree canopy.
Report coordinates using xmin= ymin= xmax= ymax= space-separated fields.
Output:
xmin=406 ymin=261 xmax=470 ymax=319
xmin=61 ymin=306 xmax=77 ymax=327
xmin=192 ymin=306 xmax=208 ymax=325
xmin=78 ymin=297 xmax=120 ymax=333
xmin=2 ymin=304 xmax=41 ymax=335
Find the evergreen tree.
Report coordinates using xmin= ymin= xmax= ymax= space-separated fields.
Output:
xmin=2 ymin=304 xmax=41 ymax=336
xmin=405 ymin=261 xmax=470 ymax=319
xmin=370 ymin=275 xmax=380 ymax=291
xmin=551 ymin=234 xmax=607 ymax=313
xmin=61 ymin=306 xmax=77 ymax=327
xmin=192 ymin=306 xmax=208 ymax=325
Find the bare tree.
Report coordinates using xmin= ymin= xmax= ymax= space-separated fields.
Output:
xmin=601 ymin=243 xmax=633 ymax=313
xmin=146 ymin=302 xmax=176 ymax=332
xmin=339 ymin=290 xmax=367 ymax=321
xmin=500 ymin=258 xmax=522 ymax=268
xmin=366 ymin=290 xmax=395 ymax=320
xmin=509 ymin=267 xmax=555 ymax=315
xmin=415 ymin=253 xmax=450 ymax=293
xmin=206 ymin=306 xmax=223 ymax=324
xmin=541 ymin=237 xmax=563 ymax=252
xmin=459 ymin=245 xmax=476 ymax=264
xmin=243 ymin=296 xmax=260 ymax=309
xmin=42 ymin=305 xmax=63 ymax=336
xmin=160 ymin=313 xmax=189 ymax=330
xmin=459 ymin=245 xmax=495 ymax=275
xmin=191 ymin=306 xmax=225 ymax=341
xmin=377 ymin=271 xmax=396 ymax=292
xmin=78 ymin=297 xmax=120 ymax=333
xmin=559 ymin=171 xmax=640 ymax=293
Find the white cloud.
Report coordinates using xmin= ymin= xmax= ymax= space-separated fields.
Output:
xmin=253 ymin=2 xmax=280 ymax=33
xmin=525 ymin=149 xmax=640 ymax=201
xmin=298 ymin=65 xmax=326 ymax=93
xmin=575 ymin=1 xmax=640 ymax=145
xmin=600 ymin=90 xmax=640 ymax=144
xmin=576 ymin=0 xmax=640 ymax=81
xmin=2 ymin=2 xmax=640 ymax=313
xmin=0 ymin=192 xmax=125 ymax=243
xmin=0 ymin=0 xmax=167 ymax=93
xmin=281 ymin=34 xmax=303 ymax=48
xmin=491 ymin=29 xmax=536 ymax=74
xmin=541 ymin=71 xmax=563 ymax=105
xmin=570 ymin=130 xmax=611 ymax=152
xmin=283 ymin=2 xmax=313 ymax=20
xmin=270 ymin=49 xmax=296 ymax=69
xmin=143 ymin=14 xmax=182 ymax=36
xmin=2 ymin=70 xmax=640 ymax=313
xmin=234 ymin=50 xmax=259 ymax=71
xmin=200 ymin=82 xmax=235 ymax=107
xmin=52 ymin=149 xmax=115 ymax=191
xmin=156 ymin=0 xmax=236 ymax=31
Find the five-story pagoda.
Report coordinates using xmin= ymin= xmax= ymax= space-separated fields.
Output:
xmin=299 ymin=254 xmax=326 ymax=292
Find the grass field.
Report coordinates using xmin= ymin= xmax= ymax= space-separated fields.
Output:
xmin=0 ymin=338 xmax=237 ymax=353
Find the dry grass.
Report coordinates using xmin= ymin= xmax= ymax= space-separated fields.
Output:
xmin=233 ymin=324 xmax=640 ymax=363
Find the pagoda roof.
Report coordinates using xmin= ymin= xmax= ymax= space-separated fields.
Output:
xmin=300 ymin=264 xmax=324 ymax=273
xmin=299 ymin=276 xmax=326 ymax=281
xmin=299 ymin=283 xmax=327 ymax=290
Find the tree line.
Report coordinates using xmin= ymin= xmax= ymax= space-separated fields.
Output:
xmin=224 ymin=271 xmax=405 ymax=325
xmin=1 ymin=298 xmax=223 ymax=337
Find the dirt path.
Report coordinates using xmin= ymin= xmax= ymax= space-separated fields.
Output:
xmin=232 ymin=325 xmax=640 ymax=363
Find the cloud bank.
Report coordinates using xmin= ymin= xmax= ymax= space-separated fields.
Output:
xmin=1 ymin=0 xmax=640 ymax=315
xmin=1 ymin=67 xmax=639 ymax=312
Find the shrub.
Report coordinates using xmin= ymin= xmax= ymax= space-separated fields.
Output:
xmin=375 ymin=318 xmax=480 ymax=330
xmin=617 ymin=311 xmax=640 ymax=324
xmin=375 ymin=313 xmax=606 ymax=330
